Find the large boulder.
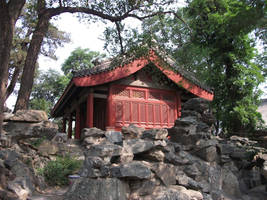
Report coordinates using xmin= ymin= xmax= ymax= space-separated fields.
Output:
xmin=151 ymin=163 xmax=176 ymax=186
xmin=37 ymin=140 xmax=59 ymax=156
xmin=65 ymin=178 xmax=129 ymax=200
xmin=111 ymin=161 xmax=152 ymax=180
xmin=121 ymin=124 xmax=144 ymax=139
xmin=182 ymin=98 xmax=209 ymax=114
xmin=4 ymin=110 xmax=48 ymax=122
xmin=141 ymin=129 xmax=168 ymax=140
xmin=123 ymin=139 xmax=155 ymax=155
xmin=3 ymin=120 xmax=58 ymax=141
xmin=81 ymin=127 xmax=105 ymax=140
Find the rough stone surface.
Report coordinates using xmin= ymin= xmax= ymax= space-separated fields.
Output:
xmin=151 ymin=163 xmax=176 ymax=186
xmin=123 ymin=139 xmax=155 ymax=154
xmin=65 ymin=178 xmax=129 ymax=200
xmin=121 ymin=124 xmax=144 ymax=139
xmin=105 ymin=131 xmax=123 ymax=144
xmin=51 ymin=132 xmax=67 ymax=143
xmin=80 ymin=127 xmax=105 ymax=140
xmin=5 ymin=110 xmax=48 ymax=122
xmin=111 ymin=161 xmax=152 ymax=179
xmin=3 ymin=120 xmax=58 ymax=141
xmin=141 ymin=128 xmax=168 ymax=140
xmin=37 ymin=140 xmax=59 ymax=156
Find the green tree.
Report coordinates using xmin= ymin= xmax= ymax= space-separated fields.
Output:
xmin=61 ymin=47 xmax=105 ymax=76
xmin=139 ymin=0 xmax=266 ymax=134
xmin=186 ymin=0 xmax=266 ymax=134
xmin=29 ymin=69 xmax=69 ymax=116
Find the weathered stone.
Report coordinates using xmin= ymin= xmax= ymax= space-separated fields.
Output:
xmin=123 ymin=139 xmax=155 ymax=154
xmin=176 ymin=171 xmax=202 ymax=191
xmin=121 ymin=124 xmax=144 ymax=139
xmin=51 ymin=132 xmax=67 ymax=143
xmin=174 ymin=116 xmax=198 ymax=128
xmin=111 ymin=161 xmax=152 ymax=179
xmin=184 ymin=163 xmax=202 ymax=179
xmin=181 ymin=110 xmax=201 ymax=119
xmin=164 ymin=152 xmax=191 ymax=165
xmin=7 ymin=177 xmax=31 ymax=200
xmin=37 ymin=140 xmax=59 ymax=156
xmin=194 ymin=140 xmax=218 ymax=162
xmin=6 ymin=110 xmax=48 ymax=122
xmin=86 ymin=143 xmax=123 ymax=158
xmin=143 ymin=149 xmax=165 ymax=162
xmin=105 ymin=131 xmax=123 ymax=144
xmin=183 ymin=98 xmax=209 ymax=113
xmin=79 ymin=156 xmax=106 ymax=177
xmin=81 ymin=127 xmax=105 ymax=140
xmin=143 ymin=186 xmax=190 ymax=200
xmin=151 ymin=163 xmax=176 ymax=186
xmin=65 ymin=178 xmax=129 ymax=200
xmin=221 ymin=168 xmax=242 ymax=198
xmin=130 ymin=178 xmax=160 ymax=197
xmin=120 ymin=147 xmax=134 ymax=164
xmin=3 ymin=120 xmax=58 ymax=141
xmin=141 ymin=129 xmax=168 ymax=140
xmin=83 ymin=136 xmax=106 ymax=146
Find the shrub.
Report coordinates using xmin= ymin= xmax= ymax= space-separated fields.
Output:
xmin=40 ymin=155 xmax=82 ymax=186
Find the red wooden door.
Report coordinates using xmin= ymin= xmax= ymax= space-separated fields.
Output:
xmin=110 ymin=85 xmax=180 ymax=130
xmin=93 ymin=98 xmax=107 ymax=130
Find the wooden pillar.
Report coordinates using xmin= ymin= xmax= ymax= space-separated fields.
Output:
xmin=62 ymin=117 xmax=66 ymax=133
xmin=67 ymin=114 xmax=72 ymax=139
xmin=106 ymin=86 xmax=115 ymax=130
xmin=75 ymin=106 xmax=81 ymax=139
xmin=86 ymin=89 xmax=94 ymax=128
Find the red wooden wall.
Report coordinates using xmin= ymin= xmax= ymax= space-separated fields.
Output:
xmin=110 ymin=85 xmax=180 ymax=130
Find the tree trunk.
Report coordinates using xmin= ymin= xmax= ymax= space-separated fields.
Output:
xmin=0 ymin=1 xmax=25 ymax=135
xmin=14 ymin=14 xmax=50 ymax=111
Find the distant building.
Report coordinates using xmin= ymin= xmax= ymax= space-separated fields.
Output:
xmin=258 ymin=99 xmax=267 ymax=125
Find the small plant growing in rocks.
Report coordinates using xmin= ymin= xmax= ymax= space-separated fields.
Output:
xmin=39 ymin=155 xmax=82 ymax=186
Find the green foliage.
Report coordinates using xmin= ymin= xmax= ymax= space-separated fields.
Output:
xmin=29 ymin=137 xmax=46 ymax=147
xmin=29 ymin=69 xmax=69 ymax=116
xmin=61 ymin=47 xmax=105 ymax=76
xmin=40 ymin=155 xmax=82 ymax=186
xmin=140 ymin=0 xmax=266 ymax=134
xmin=185 ymin=0 xmax=266 ymax=134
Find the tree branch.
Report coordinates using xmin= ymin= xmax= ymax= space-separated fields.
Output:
xmin=115 ymin=22 xmax=124 ymax=54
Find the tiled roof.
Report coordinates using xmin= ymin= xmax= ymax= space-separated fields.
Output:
xmin=71 ymin=48 xmax=213 ymax=93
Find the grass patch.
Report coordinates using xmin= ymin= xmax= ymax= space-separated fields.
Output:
xmin=39 ymin=155 xmax=82 ymax=186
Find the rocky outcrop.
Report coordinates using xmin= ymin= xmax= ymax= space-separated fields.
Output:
xmin=1 ymin=100 xmax=267 ymax=200
xmin=65 ymin=98 xmax=267 ymax=200
xmin=3 ymin=110 xmax=58 ymax=142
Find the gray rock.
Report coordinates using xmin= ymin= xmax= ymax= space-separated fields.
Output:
xmin=3 ymin=120 xmax=58 ymax=141
xmin=142 ymin=149 xmax=165 ymax=162
xmin=151 ymin=163 xmax=176 ymax=186
xmin=111 ymin=161 xmax=152 ymax=179
xmin=221 ymin=168 xmax=242 ymax=198
xmin=81 ymin=127 xmax=105 ymax=140
xmin=86 ymin=143 xmax=123 ymax=158
xmin=130 ymin=178 xmax=160 ymax=197
xmin=83 ymin=136 xmax=106 ymax=146
xmin=121 ymin=124 xmax=144 ymax=139
xmin=65 ymin=178 xmax=129 ymax=200
xmin=194 ymin=140 xmax=218 ymax=162
xmin=123 ymin=139 xmax=155 ymax=154
xmin=105 ymin=131 xmax=123 ymax=144
xmin=5 ymin=110 xmax=48 ymax=122
xmin=141 ymin=129 xmax=168 ymax=140
xmin=7 ymin=177 xmax=31 ymax=200
xmin=37 ymin=140 xmax=59 ymax=156
xmin=79 ymin=156 xmax=107 ymax=177
xmin=164 ymin=152 xmax=191 ymax=165
xmin=51 ymin=132 xmax=67 ymax=143
xmin=183 ymin=98 xmax=209 ymax=113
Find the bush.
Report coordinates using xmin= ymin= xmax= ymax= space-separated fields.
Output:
xmin=40 ymin=155 xmax=82 ymax=186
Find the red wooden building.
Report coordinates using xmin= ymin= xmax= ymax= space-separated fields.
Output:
xmin=51 ymin=48 xmax=214 ymax=139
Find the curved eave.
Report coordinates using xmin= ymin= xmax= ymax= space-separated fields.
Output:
xmin=73 ymin=50 xmax=214 ymax=101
